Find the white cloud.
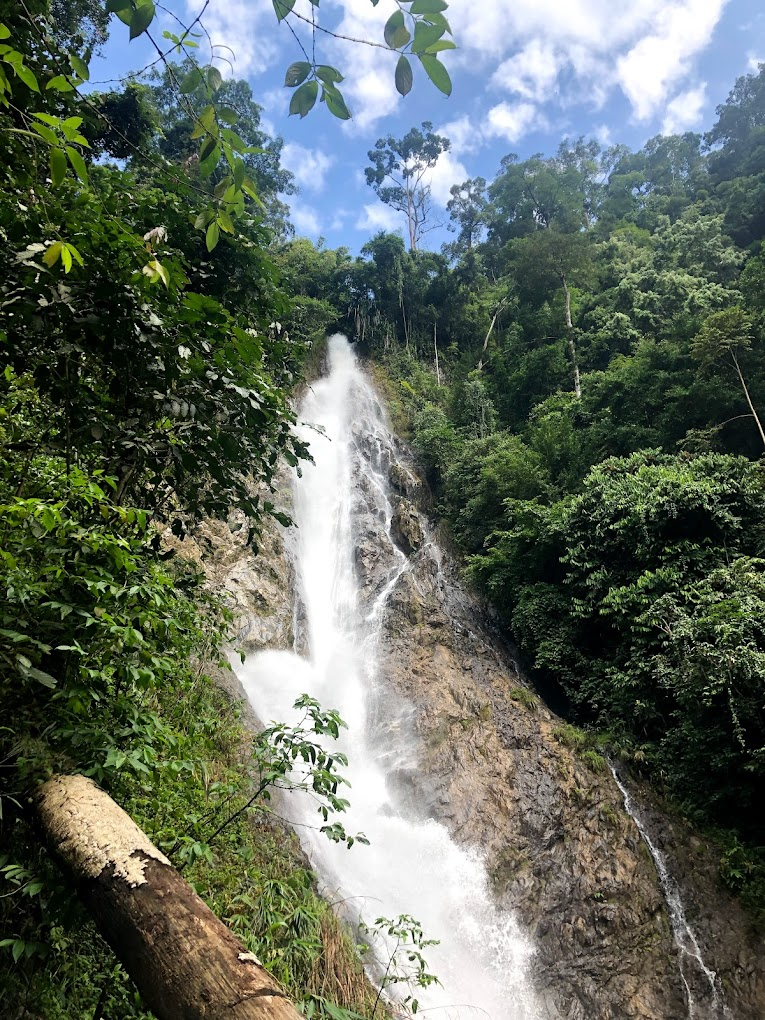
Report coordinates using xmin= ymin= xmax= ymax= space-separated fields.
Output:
xmin=438 ymin=114 xmax=480 ymax=156
xmin=448 ymin=0 xmax=728 ymax=127
xmin=661 ymin=85 xmax=707 ymax=135
xmin=324 ymin=0 xmax=403 ymax=132
xmin=594 ymin=124 xmax=613 ymax=146
xmin=281 ymin=143 xmax=335 ymax=192
xmin=329 ymin=209 xmax=351 ymax=231
xmin=424 ymin=150 xmax=469 ymax=207
xmin=355 ymin=203 xmax=403 ymax=233
xmin=188 ymin=0 xmax=280 ymax=78
xmin=617 ymin=1 xmax=725 ymax=121
xmin=290 ymin=201 xmax=322 ymax=236
xmin=748 ymin=54 xmax=765 ymax=72
xmin=491 ymin=39 xmax=561 ymax=102
xmin=484 ymin=101 xmax=543 ymax=144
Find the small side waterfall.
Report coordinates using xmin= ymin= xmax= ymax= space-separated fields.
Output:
xmin=609 ymin=764 xmax=725 ymax=1020
xmin=235 ymin=336 xmax=540 ymax=1019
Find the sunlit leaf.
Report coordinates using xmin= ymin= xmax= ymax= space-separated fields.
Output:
xmin=419 ymin=53 xmax=451 ymax=95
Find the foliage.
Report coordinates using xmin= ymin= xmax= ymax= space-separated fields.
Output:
xmin=360 ymin=914 xmax=441 ymax=1016
xmin=267 ymin=60 xmax=765 ymax=926
xmin=365 ymin=122 xmax=451 ymax=250
xmin=0 ymin=1 xmax=455 ymax=1016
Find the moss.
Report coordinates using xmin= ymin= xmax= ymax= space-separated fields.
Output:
xmin=507 ymin=686 xmax=539 ymax=711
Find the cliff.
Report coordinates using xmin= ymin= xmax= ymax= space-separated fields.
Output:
xmin=196 ymin=367 xmax=764 ymax=1020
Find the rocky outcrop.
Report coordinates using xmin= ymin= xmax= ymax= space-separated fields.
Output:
xmin=167 ymin=466 xmax=297 ymax=656
xmin=353 ymin=434 xmax=765 ymax=1020
xmin=198 ymin=371 xmax=765 ymax=1019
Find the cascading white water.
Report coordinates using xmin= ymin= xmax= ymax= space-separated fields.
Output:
xmin=609 ymin=764 xmax=726 ymax=1020
xmin=235 ymin=335 xmax=540 ymax=1019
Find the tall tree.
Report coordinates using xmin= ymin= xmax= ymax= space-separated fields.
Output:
xmin=365 ymin=122 xmax=450 ymax=251
xmin=692 ymin=307 xmax=765 ymax=449
xmin=445 ymin=177 xmax=487 ymax=258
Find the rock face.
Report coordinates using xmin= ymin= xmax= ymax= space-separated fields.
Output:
xmin=200 ymin=369 xmax=765 ymax=1019
xmin=351 ymin=434 xmax=765 ymax=1020
xmin=168 ymin=464 xmax=297 ymax=657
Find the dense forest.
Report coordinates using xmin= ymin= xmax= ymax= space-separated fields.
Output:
xmin=2 ymin=0 xmax=765 ymax=1015
xmin=272 ymin=65 xmax=765 ymax=920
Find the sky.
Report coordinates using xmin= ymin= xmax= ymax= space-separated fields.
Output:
xmin=91 ymin=0 xmax=765 ymax=252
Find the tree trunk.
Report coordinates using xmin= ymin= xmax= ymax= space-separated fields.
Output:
xmin=477 ymin=299 xmax=507 ymax=372
xmin=406 ymin=182 xmax=416 ymax=252
xmin=37 ymin=774 xmax=304 ymax=1020
xmin=434 ymin=319 xmax=441 ymax=386
xmin=732 ymin=352 xmax=765 ymax=450
xmin=560 ymin=273 xmax=582 ymax=399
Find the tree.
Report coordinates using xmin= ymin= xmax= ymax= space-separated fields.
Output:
xmin=445 ymin=177 xmax=487 ymax=258
xmin=365 ymin=122 xmax=450 ymax=251
xmin=510 ymin=230 xmax=595 ymax=398
xmin=148 ymin=64 xmax=295 ymax=238
xmin=692 ymin=307 xmax=765 ymax=449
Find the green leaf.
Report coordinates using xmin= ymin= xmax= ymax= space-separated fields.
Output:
xmin=289 ymin=80 xmax=318 ymax=119
xmin=60 ymin=245 xmax=73 ymax=273
xmin=218 ymin=209 xmax=235 ymax=234
xmin=105 ymin=0 xmax=132 ymax=23
xmin=206 ymin=219 xmax=220 ymax=251
xmin=207 ymin=66 xmax=223 ymax=92
xmin=179 ymin=66 xmax=204 ymax=94
xmin=69 ymin=53 xmax=89 ymax=81
xmin=49 ymin=147 xmax=67 ymax=187
xmin=419 ymin=53 xmax=451 ymax=95
xmin=129 ymin=0 xmax=155 ymax=40
xmin=199 ymin=104 xmax=217 ymax=132
xmin=322 ymin=86 xmax=351 ymax=121
xmin=285 ymin=61 xmax=311 ymax=87
xmin=12 ymin=940 xmax=24 ymax=964
xmin=0 ymin=25 xmax=11 ymax=40
xmin=194 ymin=206 xmax=215 ymax=230
xmin=409 ymin=0 xmax=448 ymax=12
xmin=411 ymin=20 xmax=445 ymax=54
xmin=217 ymin=106 xmax=238 ymax=124
xmin=315 ymin=64 xmax=343 ymax=84
xmin=66 ymin=146 xmax=88 ymax=184
xmin=200 ymin=144 xmax=221 ymax=177
xmin=33 ymin=112 xmax=62 ymax=125
xmin=42 ymin=241 xmax=63 ymax=267
xmin=424 ymin=39 xmax=456 ymax=53
xmin=32 ymin=122 xmax=59 ymax=145
xmin=65 ymin=243 xmax=84 ymax=266
xmin=46 ymin=74 xmax=74 ymax=92
xmin=384 ymin=11 xmax=410 ymax=49
xmin=395 ymin=55 xmax=413 ymax=97
xmin=15 ymin=62 xmax=39 ymax=92
xmin=233 ymin=158 xmax=246 ymax=191
xmin=272 ymin=0 xmax=296 ymax=21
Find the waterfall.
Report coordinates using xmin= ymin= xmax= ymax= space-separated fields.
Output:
xmin=609 ymin=764 xmax=726 ymax=1020
xmin=235 ymin=335 xmax=540 ymax=1019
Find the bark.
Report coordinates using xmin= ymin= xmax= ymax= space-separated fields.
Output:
xmin=560 ymin=272 xmax=582 ymax=399
xmin=433 ymin=320 xmax=441 ymax=386
xmin=732 ymin=352 xmax=765 ymax=450
xmin=37 ymin=774 xmax=304 ymax=1020
xmin=477 ymin=299 xmax=507 ymax=372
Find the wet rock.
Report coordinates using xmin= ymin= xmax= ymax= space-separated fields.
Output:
xmin=194 ymin=365 xmax=765 ymax=1020
xmin=390 ymin=496 xmax=423 ymax=555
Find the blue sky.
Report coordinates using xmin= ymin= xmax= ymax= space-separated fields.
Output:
xmin=92 ymin=0 xmax=765 ymax=252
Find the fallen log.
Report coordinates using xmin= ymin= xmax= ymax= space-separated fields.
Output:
xmin=37 ymin=774 xmax=304 ymax=1020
